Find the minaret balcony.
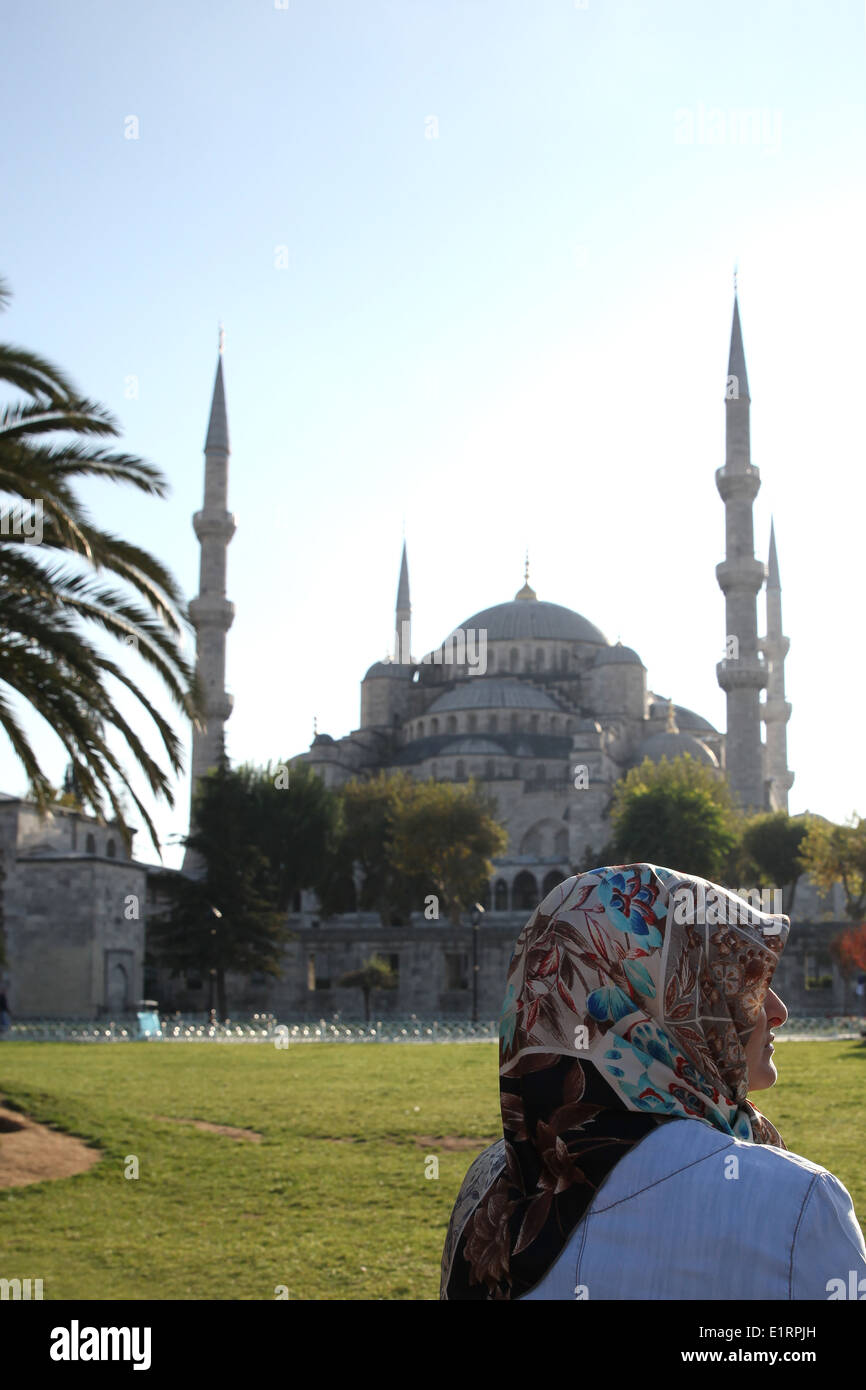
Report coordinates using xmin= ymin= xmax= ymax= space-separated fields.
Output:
xmin=759 ymin=634 xmax=790 ymax=660
xmin=202 ymin=692 xmax=234 ymax=722
xmin=189 ymin=595 xmax=235 ymax=631
xmin=715 ymin=558 xmax=766 ymax=594
xmin=715 ymin=465 xmax=760 ymax=503
xmin=716 ymin=657 xmax=767 ymax=692
xmin=193 ymin=510 xmax=236 ymax=542
xmin=760 ymin=697 xmax=791 ymax=725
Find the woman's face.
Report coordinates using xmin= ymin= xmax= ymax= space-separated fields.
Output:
xmin=744 ymin=986 xmax=788 ymax=1091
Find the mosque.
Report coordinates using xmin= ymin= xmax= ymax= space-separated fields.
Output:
xmin=287 ymin=292 xmax=794 ymax=912
xmin=4 ymin=293 xmax=851 ymax=1021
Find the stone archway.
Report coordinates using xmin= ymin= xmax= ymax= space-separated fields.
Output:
xmin=513 ymin=870 xmax=539 ymax=912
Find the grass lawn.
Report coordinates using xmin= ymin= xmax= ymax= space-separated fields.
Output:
xmin=0 ymin=1039 xmax=863 ymax=1300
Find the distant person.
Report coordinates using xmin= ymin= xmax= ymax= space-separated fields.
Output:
xmin=440 ymin=864 xmax=866 ymax=1300
xmin=0 ymin=990 xmax=10 ymax=1035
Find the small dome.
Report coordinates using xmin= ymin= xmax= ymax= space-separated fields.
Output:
xmin=364 ymin=659 xmax=413 ymax=680
xmin=593 ymin=643 xmax=644 ymax=667
xmin=648 ymin=695 xmax=717 ymax=735
xmin=425 ymin=678 xmax=562 ymax=714
xmin=312 ymin=732 xmax=335 ymax=745
xmin=439 ymin=738 xmax=507 ymax=756
xmin=631 ymin=732 xmax=718 ymax=768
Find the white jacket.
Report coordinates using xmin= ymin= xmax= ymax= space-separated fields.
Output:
xmin=510 ymin=1118 xmax=866 ymax=1299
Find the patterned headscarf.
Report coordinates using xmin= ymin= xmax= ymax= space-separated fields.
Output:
xmin=440 ymin=863 xmax=790 ymax=1300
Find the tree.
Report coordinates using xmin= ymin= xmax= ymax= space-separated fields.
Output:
xmin=232 ymin=759 xmax=338 ymax=911
xmin=609 ymin=755 xmax=740 ymax=883
xmin=798 ymin=814 xmax=866 ymax=921
xmin=0 ymin=274 xmax=202 ymax=851
xmin=390 ymin=777 xmax=508 ymax=924
xmin=148 ymin=763 xmax=289 ymax=1017
xmin=829 ymin=923 xmax=866 ymax=978
xmin=337 ymin=954 xmax=398 ymax=1022
xmin=738 ymin=811 xmax=809 ymax=914
xmin=316 ymin=771 xmax=420 ymax=924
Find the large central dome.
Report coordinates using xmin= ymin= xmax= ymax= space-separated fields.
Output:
xmin=458 ymin=594 xmax=608 ymax=645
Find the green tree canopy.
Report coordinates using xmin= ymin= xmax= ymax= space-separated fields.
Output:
xmin=738 ymin=810 xmax=809 ymax=913
xmin=390 ymin=776 xmax=508 ymax=923
xmin=337 ymin=954 xmax=398 ymax=1021
xmin=798 ymin=814 xmax=866 ymax=921
xmin=609 ymin=754 xmax=740 ymax=883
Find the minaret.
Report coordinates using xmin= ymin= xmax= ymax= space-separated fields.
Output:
xmin=761 ymin=519 xmax=794 ymax=810
xmin=715 ymin=291 xmax=768 ymax=811
xmin=184 ymin=338 xmax=236 ymax=868
xmin=394 ymin=540 xmax=411 ymax=663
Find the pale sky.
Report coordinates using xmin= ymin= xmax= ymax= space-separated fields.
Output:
xmin=1 ymin=0 xmax=864 ymax=867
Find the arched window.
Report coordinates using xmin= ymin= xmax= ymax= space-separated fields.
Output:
xmin=468 ymin=713 xmax=477 ymax=732
xmin=566 ymin=719 xmax=574 ymax=733
xmin=431 ymin=761 xmax=438 ymax=779
xmin=417 ymin=720 xmax=425 ymax=738
xmin=510 ymin=647 xmax=519 ymax=672
xmin=447 ymin=715 xmax=458 ymax=734
xmin=510 ymin=713 xmax=519 ymax=731
xmin=513 ymin=870 xmax=539 ymax=911
xmin=535 ymin=764 xmax=546 ymax=782
xmin=560 ymin=649 xmax=569 ymax=671
xmin=485 ymin=759 xmax=495 ymax=780
xmin=512 ymin=763 xmax=520 ymax=778
xmin=550 ymin=716 xmax=558 ymax=732
xmin=542 ymin=870 xmax=564 ymax=896
xmin=529 ymin=714 xmax=539 ymax=732
xmin=456 ymin=760 xmax=465 ymax=780
xmin=106 ymin=839 xmax=116 ymax=858
xmin=488 ymin=714 xmax=498 ymax=733
xmin=489 ymin=649 xmax=496 ymax=671
xmin=535 ymin=647 xmax=544 ymax=670
xmin=494 ymin=879 xmax=509 ymax=911
xmin=431 ymin=717 xmax=439 ymax=734
xmin=85 ymin=833 xmax=96 ymax=855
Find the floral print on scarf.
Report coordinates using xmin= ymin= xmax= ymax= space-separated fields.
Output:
xmin=440 ymin=863 xmax=789 ymax=1300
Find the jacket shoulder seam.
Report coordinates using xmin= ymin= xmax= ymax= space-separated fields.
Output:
xmin=591 ymin=1139 xmax=737 ymax=1213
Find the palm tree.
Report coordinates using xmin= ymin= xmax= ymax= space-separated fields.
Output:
xmin=0 ymin=273 xmax=202 ymax=851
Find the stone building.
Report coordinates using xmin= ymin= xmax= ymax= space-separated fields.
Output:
xmin=0 ymin=794 xmax=149 ymax=1018
xmin=0 ymin=295 xmax=856 ymax=1020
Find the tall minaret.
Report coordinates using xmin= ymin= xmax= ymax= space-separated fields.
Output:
xmin=394 ymin=539 xmax=411 ymax=663
xmin=715 ymin=291 xmax=768 ymax=811
xmin=184 ymin=338 xmax=236 ymax=868
xmin=761 ymin=519 xmax=794 ymax=810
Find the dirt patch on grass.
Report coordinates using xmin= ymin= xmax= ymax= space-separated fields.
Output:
xmin=320 ymin=1134 xmax=494 ymax=1150
xmin=413 ymin=1135 xmax=496 ymax=1152
xmin=0 ymin=1098 xmax=102 ymax=1189
xmin=154 ymin=1115 xmax=262 ymax=1142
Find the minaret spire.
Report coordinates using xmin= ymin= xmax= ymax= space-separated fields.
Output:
xmin=716 ymin=290 xmax=767 ymax=811
xmin=760 ymin=518 xmax=794 ymax=810
xmin=184 ymin=349 xmax=236 ymax=870
xmin=395 ymin=539 xmax=411 ymax=663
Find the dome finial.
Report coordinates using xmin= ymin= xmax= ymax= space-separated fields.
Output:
xmin=514 ymin=549 xmax=537 ymax=601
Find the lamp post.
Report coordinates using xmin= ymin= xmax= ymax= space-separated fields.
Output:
xmin=470 ymin=902 xmax=485 ymax=1023
xmin=206 ymin=904 xmax=222 ymax=1022
xmin=351 ymin=861 xmax=364 ymax=926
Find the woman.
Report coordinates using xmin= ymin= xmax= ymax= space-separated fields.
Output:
xmin=440 ymin=864 xmax=866 ymax=1300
